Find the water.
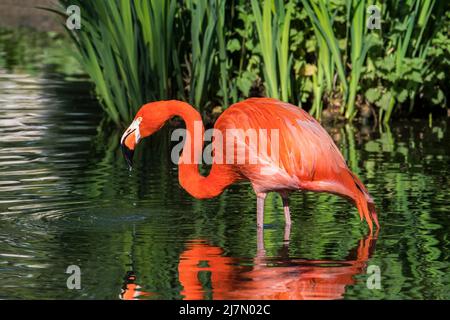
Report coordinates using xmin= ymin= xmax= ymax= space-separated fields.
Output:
xmin=0 ymin=29 xmax=449 ymax=300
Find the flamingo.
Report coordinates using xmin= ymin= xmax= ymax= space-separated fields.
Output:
xmin=120 ymin=98 xmax=379 ymax=233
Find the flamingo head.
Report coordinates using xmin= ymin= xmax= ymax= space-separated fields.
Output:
xmin=120 ymin=102 xmax=171 ymax=170
xmin=120 ymin=116 xmax=143 ymax=170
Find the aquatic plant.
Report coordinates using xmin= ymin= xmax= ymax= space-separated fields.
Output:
xmin=251 ymin=0 xmax=294 ymax=101
xmin=54 ymin=0 xmax=448 ymax=125
xmin=363 ymin=0 xmax=449 ymax=123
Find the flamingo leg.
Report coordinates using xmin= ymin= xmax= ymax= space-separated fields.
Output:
xmin=256 ymin=223 xmax=265 ymax=255
xmin=281 ymin=196 xmax=291 ymax=242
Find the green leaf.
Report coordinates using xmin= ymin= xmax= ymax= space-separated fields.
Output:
xmin=431 ymin=89 xmax=444 ymax=105
xmin=377 ymin=92 xmax=393 ymax=111
xmin=227 ymin=38 xmax=241 ymax=53
xmin=397 ymin=89 xmax=408 ymax=103
xmin=365 ymin=88 xmax=381 ymax=103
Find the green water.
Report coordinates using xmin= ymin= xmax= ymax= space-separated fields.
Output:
xmin=0 ymin=29 xmax=449 ymax=300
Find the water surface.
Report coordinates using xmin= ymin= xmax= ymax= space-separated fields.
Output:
xmin=0 ymin=29 xmax=449 ymax=299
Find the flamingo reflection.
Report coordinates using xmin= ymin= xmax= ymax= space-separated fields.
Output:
xmin=178 ymin=230 xmax=377 ymax=300
xmin=120 ymin=271 xmax=153 ymax=300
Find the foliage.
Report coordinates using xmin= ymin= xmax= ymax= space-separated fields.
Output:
xmin=361 ymin=0 xmax=449 ymax=123
xmin=251 ymin=0 xmax=294 ymax=101
xmin=55 ymin=0 xmax=449 ymax=125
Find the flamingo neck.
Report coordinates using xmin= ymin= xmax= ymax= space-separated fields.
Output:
xmin=164 ymin=101 xmax=235 ymax=199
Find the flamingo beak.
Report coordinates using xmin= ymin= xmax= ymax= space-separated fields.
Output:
xmin=121 ymin=139 xmax=134 ymax=170
xmin=120 ymin=118 xmax=142 ymax=170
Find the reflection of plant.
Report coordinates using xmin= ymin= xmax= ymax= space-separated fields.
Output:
xmin=342 ymin=119 xmax=450 ymax=299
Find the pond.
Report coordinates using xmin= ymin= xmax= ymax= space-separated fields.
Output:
xmin=0 ymin=29 xmax=449 ymax=300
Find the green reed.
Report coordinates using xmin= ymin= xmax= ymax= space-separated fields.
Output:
xmin=55 ymin=0 xmax=448 ymax=125
xmin=301 ymin=0 xmax=378 ymax=120
xmin=251 ymin=0 xmax=294 ymax=101
xmin=378 ymin=0 xmax=438 ymax=123
xmin=57 ymin=0 xmax=230 ymax=124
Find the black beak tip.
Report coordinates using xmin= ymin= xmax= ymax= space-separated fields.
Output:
xmin=121 ymin=143 xmax=134 ymax=171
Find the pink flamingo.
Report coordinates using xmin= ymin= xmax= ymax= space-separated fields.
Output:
xmin=120 ymin=98 xmax=379 ymax=233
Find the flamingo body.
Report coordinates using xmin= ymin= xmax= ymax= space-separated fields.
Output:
xmin=215 ymin=99 xmax=352 ymax=193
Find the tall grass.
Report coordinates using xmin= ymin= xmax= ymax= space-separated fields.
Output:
xmin=216 ymin=0 xmax=229 ymax=108
xmin=57 ymin=0 xmax=230 ymax=124
xmin=301 ymin=0 xmax=348 ymax=95
xmin=379 ymin=0 xmax=438 ymax=123
xmin=345 ymin=0 xmax=377 ymax=120
xmin=251 ymin=0 xmax=294 ymax=101
xmin=299 ymin=0 xmax=444 ymax=122
xmin=301 ymin=0 xmax=377 ymax=120
xmin=301 ymin=0 xmax=339 ymax=118
xmin=56 ymin=0 xmax=448 ymax=125
xmin=134 ymin=0 xmax=180 ymax=101
xmin=58 ymin=0 xmax=182 ymax=124
xmin=186 ymin=0 xmax=219 ymax=111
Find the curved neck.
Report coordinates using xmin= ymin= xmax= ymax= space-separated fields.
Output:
xmin=161 ymin=101 xmax=236 ymax=199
